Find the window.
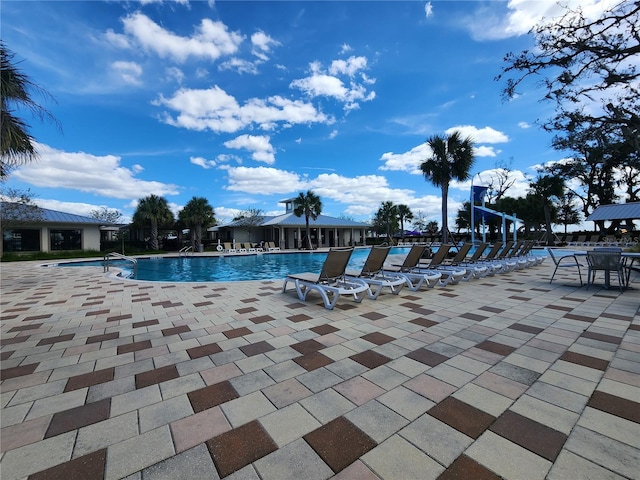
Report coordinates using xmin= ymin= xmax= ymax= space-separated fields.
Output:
xmin=2 ymin=229 xmax=41 ymax=252
xmin=50 ymin=229 xmax=82 ymax=250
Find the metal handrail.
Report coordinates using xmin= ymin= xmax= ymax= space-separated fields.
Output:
xmin=103 ymin=252 xmax=138 ymax=277
xmin=179 ymin=246 xmax=194 ymax=257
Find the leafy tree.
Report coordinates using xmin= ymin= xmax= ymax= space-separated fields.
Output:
xmin=133 ymin=194 xmax=174 ymax=250
xmin=556 ymin=191 xmax=582 ymax=234
xmin=455 ymin=202 xmax=470 ymax=234
xmin=485 ymin=159 xmax=517 ymax=203
xmin=396 ymin=204 xmax=413 ymax=236
xmin=1 ymin=42 xmax=59 ymax=178
xmin=497 ymin=1 xmax=639 ymax=148
xmin=293 ymin=190 xmax=322 ymax=249
xmin=372 ymin=201 xmax=399 ymax=243
xmin=178 ymin=197 xmax=215 ymax=251
xmin=426 ymin=221 xmax=439 ymax=235
xmin=411 ymin=210 xmax=428 ymax=233
xmin=421 ymin=131 xmax=475 ymax=244
xmin=529 ymin=175 xmax=565 ymax=246
xmin=89 ymin=207 xmax=123 ymax=224
xmin=498 ymin=1 xmax=640 ymax=211
xmin=233 ymin=207 xmax=264 ymax=242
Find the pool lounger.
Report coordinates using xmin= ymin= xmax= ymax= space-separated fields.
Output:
xmin=282 ymin=273 xmax=369 ymax=310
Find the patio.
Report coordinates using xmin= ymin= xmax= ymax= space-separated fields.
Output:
xmin=0 ymin=257 xmax=638 ymax=479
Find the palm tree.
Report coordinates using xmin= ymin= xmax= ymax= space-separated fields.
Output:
xmin=421 ymin=131 xmax=475 ymax=244
xmin=373 ymin=201 xmax=399 ymax=243
xmin=397 ymin=204 xmax=413 ymax=237
xmin=293 ymin=190 xmax=322 ymax=249
xmin=133 ymin=194 xmax=174 ymax=250
xmin=178 ymin=197 xmax=215 ymax=251
xmin=1 ymin=42 xmax=58 ymax=178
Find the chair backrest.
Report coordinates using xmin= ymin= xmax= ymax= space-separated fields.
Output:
xmin=401 ymin=244 xmax=429 ymax=269
xmin=319 ymin=247 xmax=354 ymax=281
xmin=507 ymin=241 xmax=526 ymax=258
xmin=450 ymin=243 xmax=473 ymax=263
xmin=483 ymin=242 xmax=504 ymax=260
xmin=467 ymin=243 xmax=488 ymax=262
xmin=427 ymin=244 xmax=452 ymax=267
xmin=587 ymin=250 xmax=622 ymax=270
xmin=360 ymin=245 xmax=391 ymax=276
xmin=496 ymin=241 xmax=515 ymax=259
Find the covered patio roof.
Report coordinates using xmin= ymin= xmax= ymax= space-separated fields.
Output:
xmin=585 ymin=202 xmax=640 ymax=222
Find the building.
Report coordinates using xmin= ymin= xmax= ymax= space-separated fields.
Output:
xmin=1 ymin=203 xmax=109 ymax=254
xmin=211 ymin=198 xmax=369 ymax=249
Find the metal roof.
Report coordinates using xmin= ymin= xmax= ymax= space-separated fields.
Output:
xmin=260 ymin=213 xmax=369 ymax=228
xmin=585 ymin=202 xmax=640 ymax=222
xmin=1 ymin=202 xmax=106 ymax=225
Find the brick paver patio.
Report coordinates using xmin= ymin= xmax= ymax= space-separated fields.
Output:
xmin=1 ymin=254 xmax=638 ymax=479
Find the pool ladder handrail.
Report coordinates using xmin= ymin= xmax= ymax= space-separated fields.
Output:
xmin=103 ymin=252 xmax=138 ymax=277
xmin=179 ymin=246 xmax=194 ymax=257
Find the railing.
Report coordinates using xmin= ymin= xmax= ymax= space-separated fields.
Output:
xmin=179 ymin=246 xmax=194 ymax=257
xmin=103 ymin=252 xmax=138 ymax=277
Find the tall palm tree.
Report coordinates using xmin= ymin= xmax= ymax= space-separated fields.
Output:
xmin=293 ymin=190 xmax=322 ymax=249
xmin=375 ymin=201 xmax=399 ymax=243
xmin=421 ymin=131 xmax=475 ymax=244
xmin=1 ymin=42 xmax=58 ymax=178
xmin=133 ymin=194 xmax=174 ymax=250
xmin=397 ymin=204 xmax=414 ymax=237
xmin=178 ymin=197 xmax=215 ymax=251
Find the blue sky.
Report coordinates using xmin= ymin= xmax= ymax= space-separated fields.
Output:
xmin=1 ymin=0 xmax=613 ymax=227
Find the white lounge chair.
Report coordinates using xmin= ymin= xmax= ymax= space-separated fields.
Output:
xmin=385 ymin=244 xmax=443 ymax=291
xmin=282 ymin=247 xmax=369 ymax=310
xmin=345 ymin=245 xmax=406 ymax=299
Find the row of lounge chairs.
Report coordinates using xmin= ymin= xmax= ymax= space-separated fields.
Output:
xmin=282 ymin=240 xmax=545 ymax=309
xmin=221 ymin=242 xmax=280 ymax=253
xmin=563 ymin=234 xmax=637 ymax=248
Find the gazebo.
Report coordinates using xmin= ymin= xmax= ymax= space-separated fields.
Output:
xmin=585 ymin=202 xmax=640 ymax=232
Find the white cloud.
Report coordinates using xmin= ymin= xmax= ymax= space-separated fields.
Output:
xmin=218 ymin=57 xmax=258 ymax=74
xmin=111 ymin=61 xmax=143 ymax=85
xmin=474 ymin=146 xmax=500 ymax=157
xmin=329 ymin=56 xmax=367 ymax=77
xmin=379 ymin=143 xmax=431 ymax=174
xmin=339 ymin=44 xmax=353 ymax=54
xmin=114 ymin=13 xmax=244 ymax=63
xmin=165 ymin=66 xmax=185 ymax=84
xmin=223 ymin=134 xmax=275 ymax=164
xmin=13 ymin=143 xmax=179 ymax=200
xmin=464 ymin=0 xmax=619 ymax=41
xmin=445 ymin=125 xmax=509 ymax=143
xmin=290 ymin=56 xmax=376 ymax=111
xmin=222 ymin=166 xmax=306 ymax=194
xmin=425 ymin=2 xmax=433 ymax=18
xmin=154 ymin=86 xmax=331 ymax=133
xmin=518 ymin=121 xmax=531 ymax=129
xmin=190 ymin=156 xmax=217 ymax=169
xmin=251 ymin=30 xmax=280 ymax=61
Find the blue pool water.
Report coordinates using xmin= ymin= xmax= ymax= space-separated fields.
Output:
xmin=56 ymin=247 xmax=411 ymax=282
xmin=56 ymin=246 xmax=546 ymax=283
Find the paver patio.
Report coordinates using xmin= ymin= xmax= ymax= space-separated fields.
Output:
xmin=1 ymin=253 xmax=638 ymax=479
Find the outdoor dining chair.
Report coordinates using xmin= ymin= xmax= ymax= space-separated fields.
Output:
xmin=586 ymin=249 xmax=625 ymax=292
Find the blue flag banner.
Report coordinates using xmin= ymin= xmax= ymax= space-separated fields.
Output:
xmin=472 ymin=186 xmax=489 ymax=203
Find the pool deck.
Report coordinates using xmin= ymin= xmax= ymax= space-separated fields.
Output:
xmin=1 ymin=255 xmax=638 ymax=479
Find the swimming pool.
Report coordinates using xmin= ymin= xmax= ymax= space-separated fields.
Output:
xmin=56 ymin=246 xmax=547 ymax=282
xmin=56 ymin=247 xmax=412 ymax=282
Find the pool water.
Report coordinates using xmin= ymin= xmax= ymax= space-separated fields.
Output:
xmin=57 ymin=248 xmax=411 ymax=282
xmin=56 ymin=246 xmax=546 ymax=283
